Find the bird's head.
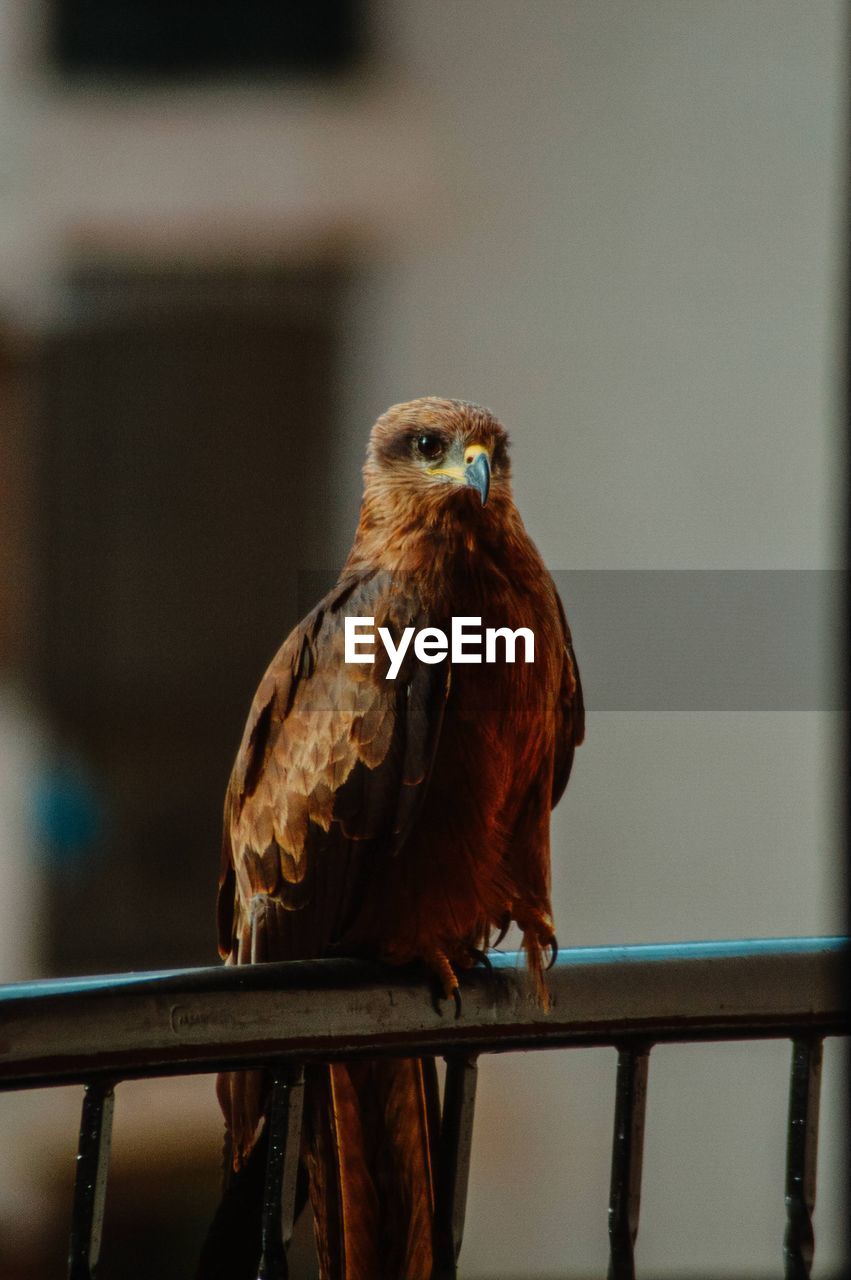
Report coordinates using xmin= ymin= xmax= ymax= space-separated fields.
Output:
xmin=362 ymin=397 xmax=512 ymax=521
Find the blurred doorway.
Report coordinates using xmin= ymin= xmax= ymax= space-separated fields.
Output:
xmin=32 ymin=264 xmax=346 ymax=976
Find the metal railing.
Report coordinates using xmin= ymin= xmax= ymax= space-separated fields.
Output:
xmin=1 ymin=936 xmax=848 ymax=1279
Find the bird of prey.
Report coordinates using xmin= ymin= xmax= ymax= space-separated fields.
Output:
xmin=213 ymin=397 xmax=583 ymax=1279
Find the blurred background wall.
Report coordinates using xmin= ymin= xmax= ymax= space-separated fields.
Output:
xmin=0 ymin=2 xmax=846 ymax=1277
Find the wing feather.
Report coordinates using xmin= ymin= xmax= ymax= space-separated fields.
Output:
xmin=217 ymin=570 xmax=449 ymax=963
xmin=551 ymin=586 xmax=585 ymax=808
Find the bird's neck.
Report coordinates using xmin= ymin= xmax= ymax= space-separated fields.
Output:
xmin=342 ymin=490 xmax=541 ymax=592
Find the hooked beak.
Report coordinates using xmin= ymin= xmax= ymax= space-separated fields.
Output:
xmin=464 ymin=447 xmax=490 ymax=506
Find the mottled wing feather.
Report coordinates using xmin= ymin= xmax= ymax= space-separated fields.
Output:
xmin=217 ymin=570 xmax=450 ymax=964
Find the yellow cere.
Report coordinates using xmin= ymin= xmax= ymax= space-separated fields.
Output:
xmin=427 ymin=443 xmax=489 ymax=481
xmin=463 ymin=443 xmax=489 ymax=466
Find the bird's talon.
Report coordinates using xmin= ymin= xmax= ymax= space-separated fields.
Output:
xmin=468 ymin=946 xmax=493 ymax=973
xmin=424 ymin=951 xmax=462 ymax=1017
xmin=491 ymin=914 xmax=511 ymax=949
xmin=546 ymin=935 xmax=558 ymax=969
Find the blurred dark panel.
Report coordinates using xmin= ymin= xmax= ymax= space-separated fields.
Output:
xmin=50 ymin=0 xmax=365 ymax=76
xmin=0 ymin=330 xmax=34 ymax=673
xmin=33 ymin=265 xmax=345 ymax=975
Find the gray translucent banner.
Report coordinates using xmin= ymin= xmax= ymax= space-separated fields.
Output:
xmin=296 ymin=570 xmax=843 ymax=712
xmin=551 ymin=570 xmax=842 ymax=712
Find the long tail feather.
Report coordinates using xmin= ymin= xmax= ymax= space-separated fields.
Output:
xmin=307 ymin=1057 xmax=436 ymax=1279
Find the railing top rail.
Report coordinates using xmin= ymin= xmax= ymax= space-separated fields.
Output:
xmin=3 ymin=934 xmax=846 ymax=1005
xmin=1 ymin=936 xmax=848 ymax=1092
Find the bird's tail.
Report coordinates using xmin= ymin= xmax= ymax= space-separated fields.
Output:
xmin=203 ymin=1056 xmax=439 ymax=1280
xmin=306 ymin=1057 xmax=439 ymax=1279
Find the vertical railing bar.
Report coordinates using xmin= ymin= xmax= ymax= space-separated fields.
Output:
xmin=783 ymin=1036 xmax=823 ymax=1280
xmin=67 ymin=1079 xmax=116 ymax=1280
xmin=278 ymin=1067 xmax=306 ymax=1251
xmin=608 ymin=1044 xmax=650 ymax=1280
xmin=432 ymin=1054 xmax=479 ymax=1280
xmin=258 ymin=1066 xmax=305 ymax=1280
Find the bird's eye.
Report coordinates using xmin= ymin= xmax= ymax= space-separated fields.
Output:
xmin=415 ymin=434 xmax=444 ymax=461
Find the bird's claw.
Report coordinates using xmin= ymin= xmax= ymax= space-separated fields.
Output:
xmin=426 ymin=952 xmax=462 ymax=1018
xmin=466 ymin=946 xmax=493 ymax=974
xmin=491 ymin=914 xmax=511 ymax=949
xmin=430 ymin=980 xmax=462 ymax=1019
xmin=515 ymin=907 xmax=558 ymax=971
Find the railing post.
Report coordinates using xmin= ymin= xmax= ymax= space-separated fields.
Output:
xmin=68 ymin=1080 xmax=115 ymax=1280
xmin=258 ymin=1066 xmax=305 ymax=1280
xmin=608 ymin=1044 xmax=650 ymax=1280
xmin=784 ymin=1037 xmax=823 ymax=1280
xmin=432 ymin=1054 xmax=479 ymax=1280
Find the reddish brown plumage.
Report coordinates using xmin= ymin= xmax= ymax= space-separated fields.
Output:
xmin=215 ymin=397 xmax=583 ymax=1278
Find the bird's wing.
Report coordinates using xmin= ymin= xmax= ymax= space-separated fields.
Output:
xmin=551 ymin=585 xmax=585 ymax=807
xmin=216 ymin=570 xmax=449 ymax=1181
xmin=217 ymin=569 xmax=450 ymax=966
